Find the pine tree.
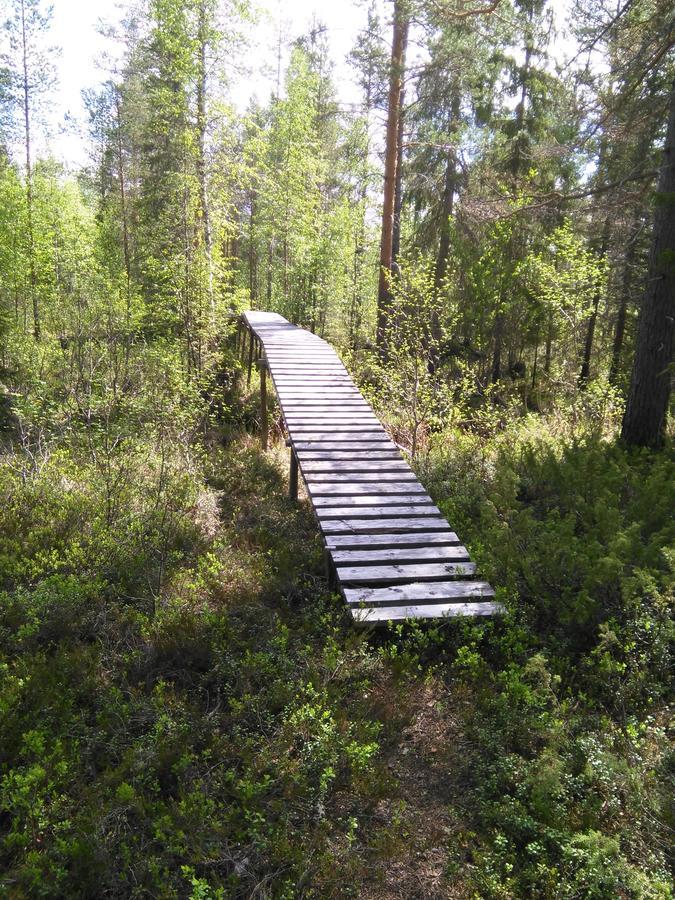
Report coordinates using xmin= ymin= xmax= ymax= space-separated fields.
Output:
xmin=1 ymin=0 xmax=56 ymax=339
xmin=377 ymin=0 xmax=409 ymax=354
xmin=621 ymin=78 xmax=675 ymax=448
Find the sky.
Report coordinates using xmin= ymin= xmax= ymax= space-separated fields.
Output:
xmin=8 ymin=0 xmax=576 ymax=170
xmin=35 ymin=0 xmax=375 ymax=169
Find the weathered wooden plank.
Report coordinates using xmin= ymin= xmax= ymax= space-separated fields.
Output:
xmin=290 ymin=422 xmax=386 ymax=430
xmin=283 ymin=409 xmax=374 ymax=419
xmin=274 ymin=363 xmax=355 ymax=376
xmin=279 ymin=397 xmax=363 ymax=403
xmin=283 ymin=402 xmax=371 ymax=409
xmin=288 ymin=424 xmax=381 ymax=433
xmin=273 ymin=364 xmax=343 ymax=369
xmin=281 ymin=400 xmax=371 ymax=409
xmin=276 ymin=386 xmax=358 ymax=392
xmin=287 ymin=402 xmax=365 ymax=410
xmin=282 ymin=410 xmax=373 ymax=418
xmin=293 ymin=441 xmax=393 ymax=451
xmin=288 ymin=425 xmax=382 ymax=433
xmin=343 ymin=580 xmax=495 ymax=607
xmin=275 ymin=386 xmax=357 ymax=392
xmin=317 ymin=504 xmax=440 ymax=520
xmin=267 ymin=356 xmax=341 ymax=363
xmin=273 ymin=377 xmax=355 ymax=384
xmin=325 ymin=533 xmax=461 ymax=551
xmin=300 ymin=455 xmax=408 ymax=466
xmin=296 ymin=446 xmax=398 ymax=456
xmin=277 ymin=393 xmax=365 ymax=402
xmin=271 ymin=365 xmax=347 ymax=370
xmin=295 ymin=443 xmax=394 ymax=452
xmin=275 ymin=391 xmax=363 ymax=399
xmin=273 ymin=378 xmax=356 ymax=385
xmin=274 ymin=380 xmax=358 ymax=387
xmin=277 ymin=386 xmax=357 ymax=392
xmin=352 ymin=601 xmax=501 ymax=623
xmin=265 ymin=344 xmax=335 ymax=349
xmin=321 ymin=516 xmax=451 ymax=534
xmin=293 ymin=439 xmax=396 ymax=449
xmin=271 ymin=366 xmax=351 ymax=372
xmin=300 ymin=461 xmax=411 ymax=473
xmin=291 ymin=428 xmax=389 ymax=437
xmin=330 ymin=545 xmax=470 ymax=565
xmin=288 ymin=423 xmax=382 ymax=432
xmin=305 ymin=472 xmax=418 ymax=483
xmin=275 ymin=385 xmax=358 ymax=392
xmin=294 ymin=440 xmax=396 ymax=449
xmin=285 ymin=412 xmax=379 ymax=421
xmin=270 ymin=364 xmax=347 ymax=369
xmin=286 ymin=420 xmax=381 ymax=428
xmin=313 ymin=493 xmax=432 ymax=507
xmin=337 ymin=562 xmax=477 ymax=584
xmin=266 ymin=347 xmax=337 ymax=353
xmin=273 ymin=362 xmax=342 ymax=367
xmin=294 ymin=426 xmax=388 ymax=432
xmin=297 ymin=450 xmax=403 ymax=461
xmin=307 ymin=482 xmax=425 ymax=496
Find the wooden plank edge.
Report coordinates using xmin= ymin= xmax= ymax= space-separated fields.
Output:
xmin=343 ymin=580 xmax=494 ymax=606
xmin=337 ymin=562 xmax=478 ymax=584
xmin=351 ymin=601 xmax=503 ymax=624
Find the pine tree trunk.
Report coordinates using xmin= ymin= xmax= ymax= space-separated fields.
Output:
xmin=609 ymin=219 xmax=640 ymax=386
xmin=196 ymin=0 xmax=214 ymax=317
xmin=248 ymin=191 xmax=257 ymax=308
xmin=510 ymin=40 xmax=532 ymax=179
xmin=376 ymin=0 xmax=408 ymax=354
xmin=491 ymin=27 xmax=532 ymax=384
xmin=491 ymin=311 xmax=503 ymax=383
xmin=434 ymin=93 xmax=461 ymax=291
xmin=21 ymin=0 xmax=38 ymax=341
xmin=544 ymin=311 xmax=553 ymax=375
xmin=114 ymin=92 xmax=132 ymax=325
xmin=579 ymin=218 xmax=610 ymax=385
xmin=430 ymin=92 xmax=461 ymax=370
xmin=531 ymin=334 xmax=539 ymax=390
xmin=391 ymin=28 xmax=408 ymax=269
xmin=391 ymin=109 xmax=404 ymax=266
xmin=621 ymin=79 xmax=675 ymax=448
xmin=266 ymin=240 xmax=273 ymax=307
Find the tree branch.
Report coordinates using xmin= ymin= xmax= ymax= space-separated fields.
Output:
xmin=491 ymin=167 xmax=658 ymax=218
xmin=427 ymin=0 xmax=504 ymax=20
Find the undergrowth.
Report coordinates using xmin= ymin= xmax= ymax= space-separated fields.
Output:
xmin=0 ymin=365 xmax=672 ymax=898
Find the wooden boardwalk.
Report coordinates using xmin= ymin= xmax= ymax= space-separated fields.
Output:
xmin=239 ymin=311 xmax=499 ymax=624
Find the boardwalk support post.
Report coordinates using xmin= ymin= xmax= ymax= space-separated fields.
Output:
xmin=324 ymin=550 xmax=336 ymax=589
xmin=247 ymin=329 xmax=254 ymax=387
xmin=257 ymin=357 xmax=268 ymax=450
xmin=240 ymin=320 xmax=247 ymax=364
xmin=289 ymin=448 xmax=298 ymax=500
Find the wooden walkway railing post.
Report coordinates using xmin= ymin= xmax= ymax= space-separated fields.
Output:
xmin=289 ymin=447 xmax=299 ymax=500
xmin=247 ymin=329 xmax=254 ymax=387
xmin=239 ymin=318 xmax=248 ymax=365
xmin=257 ymin=356 xmax=268 ymax=450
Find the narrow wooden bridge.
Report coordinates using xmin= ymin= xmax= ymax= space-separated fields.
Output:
xmin=238 ymin=311 xmax=499 ymax=625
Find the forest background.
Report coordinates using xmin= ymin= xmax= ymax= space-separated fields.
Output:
xmin=0 ymin=0 xmax=672 ymax=896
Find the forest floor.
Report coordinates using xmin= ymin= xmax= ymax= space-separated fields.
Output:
xmin=355 ymin=676 xmax=475 ymax=899
xmin=0 ymin=370 xmax=672 ymax=898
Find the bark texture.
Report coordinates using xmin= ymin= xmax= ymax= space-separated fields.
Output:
xmin=376 ymin=0 xmax=408 ymax=353
xmin=621 ymin=79 xmax=675 ymax=448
